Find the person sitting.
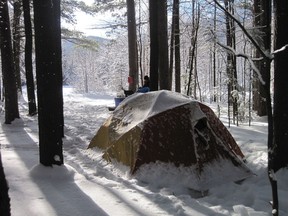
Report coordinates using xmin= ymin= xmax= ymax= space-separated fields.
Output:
xmin=137 ymin=75 xmax=150 ymax=93
xmin=123 ymin=90 xmax=134 ymax=97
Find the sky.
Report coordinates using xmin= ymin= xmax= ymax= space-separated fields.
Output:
xmin=73 ymin=11 xmax=112 ymax=37
xmin=65 ymin=0 xmax=116 ymax=38
xmin=1 ymin=87 xmax=288 ymax=216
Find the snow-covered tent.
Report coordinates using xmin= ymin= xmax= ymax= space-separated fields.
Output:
xmin=88 ymin=90 xmax=252 ymax=190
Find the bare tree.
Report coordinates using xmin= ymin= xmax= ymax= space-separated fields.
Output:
xmin=212 ymin=3 xmax=217 ymax=102
xmin=186 ymin=0 xmax=200 ymax=97
xmin=225 ymin=0 xmax=239 ymax=126
xmin=213 ymin=0 xmax=287 ymax=214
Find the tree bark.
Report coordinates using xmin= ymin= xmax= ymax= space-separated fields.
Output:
xmin=13 ymin=0 xmax=22 ymax=93
xmin=33 ymin=0 xmax=64 ymax=166
xmin=174 ymin=0 xmax=181 ymax=93
xmin=0 ymin=151 xmax=10 ymax=216
xmin=273 ymin=0 xmax=288 ymax=172
xmin=23 ymin=0 xmax=37 ymax=116
xmin=168 ymin=3 xmax=175 ymax=90
xmin=126 ymin=0 xmax=138 ymax=91
xmin=157 ymin=0 xmax=169 ymax=90
xmin=224 ymin=0 xmax=238 ymax=125
xmin=149 ymin=0 xmax=159 ymax=91
xmin=213 ymin=4 xmax=217 ymax=102
xmin=0 ymin=0 xmax=20 ymax=124
xmin=268 ymin=1 xmax=288 ymax=215
xmin=253 ymin=0 xmax=270 ymax=116
xmin=186 ymin=0 xmax=199 ymax=97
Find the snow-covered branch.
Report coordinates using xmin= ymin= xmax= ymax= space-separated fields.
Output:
xmin=212 ymin=0 xmax=272 ymax=62
xmin=273 ymin=44 xmax=288 ymax=55
xmin=211 ymin=30 xmax=265 ymax=85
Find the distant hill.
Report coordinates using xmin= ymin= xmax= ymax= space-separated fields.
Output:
xmin=62 ymin=35 xmax=110 ymax=54
xmin=86 ymin=35 xmax=110 ymax=44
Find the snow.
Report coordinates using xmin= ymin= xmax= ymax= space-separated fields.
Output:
xmin=120 ymin=90 xmax=206 ymax=126
xmin=1 ymin=86 xmax=288 ymax=216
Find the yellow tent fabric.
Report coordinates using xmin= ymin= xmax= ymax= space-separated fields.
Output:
xmin=89 ymin=111 xmax=145 ymax=170
xmin=88 ymin=91 xmax=250 ymax=179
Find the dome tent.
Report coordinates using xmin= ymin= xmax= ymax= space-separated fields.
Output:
xmin=88 ymin=90 xmax=252 ymax=191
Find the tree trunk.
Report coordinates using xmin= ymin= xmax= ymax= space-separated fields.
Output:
xmin=268 ymin=1 xmax=288 ymax=215
xmin=0 ymin=0 xmax=20 ymax=124
xmin=33 ymin=0 xmax=64 ymax=166
xmin=224 ymin=0 xmax=238 ymax=125
xmin=157 ymin=0 xmax=169 ymax=90
xmin=126 ymin=0 xmax=138 ymax=91
xmin=186 ymin=0 xmax=199 ymax=97
xmin=213 ymin=4 xmax=217 ymax=102
xmin=22 ymin=0 xmax=37 ymax=116
xmin=168 ymin=4 xmax=175 ymax=90
xmin=13 ymin=0 xmax=22 ymax=93
xmin=0 ymin=151 xmax=10 ymax=216
xmin=137 ymin=1 xmax=144 ymax=85
xmin=84 ymin=61 xmax=88 ymax=93
xmin=253 ymin=0 xmax=270 ymax=116
xmin=149 ymin=0 xmax=159 ymax=91
xmin=173 ymin=0 xmax=181 ymax=93
xmin=168 ymin=0 xmax=181 ymax=91
xmin=273 ymin=0 xmax=288 ymax=173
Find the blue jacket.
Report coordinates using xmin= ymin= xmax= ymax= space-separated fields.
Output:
xmin=137 ymin=86 xmax=150 ymax=93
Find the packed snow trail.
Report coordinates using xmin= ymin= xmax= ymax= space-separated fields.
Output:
xmin=0 ymin=87 xmax=287 ymax=215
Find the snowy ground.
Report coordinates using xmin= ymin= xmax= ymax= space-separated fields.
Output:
xmin=1 ymin=86 xmax=287 ymax=216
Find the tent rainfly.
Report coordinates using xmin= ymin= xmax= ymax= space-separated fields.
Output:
xmin=88 ymin=90 xmax=253 ymax=190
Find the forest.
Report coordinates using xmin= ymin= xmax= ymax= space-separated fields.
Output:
xmin=0 ymin=0 xmax=288 ymax=215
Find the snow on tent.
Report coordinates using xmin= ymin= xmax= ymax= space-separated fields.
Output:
xmin=88 ymin=90 xmax=253 ymax=190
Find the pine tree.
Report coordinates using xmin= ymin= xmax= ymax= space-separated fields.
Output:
xmin=33 ymin=0 xmax=64 ymax=166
